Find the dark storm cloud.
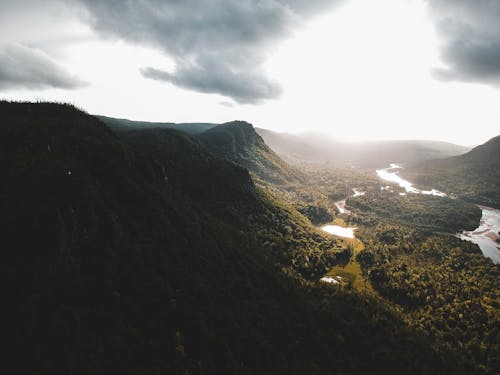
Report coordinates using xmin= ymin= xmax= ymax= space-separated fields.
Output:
xmin=76 ymin=0 xmax=345 ymax=103
xmin=427 ymin=0 xmax=500 ymax=86
xmin=141 ymin=62 xmax=282 ymax=104
xmin=0 ymin=44 xmax=87 ymax=91
xmin=4 ymin=0 xmax=500 ymax=98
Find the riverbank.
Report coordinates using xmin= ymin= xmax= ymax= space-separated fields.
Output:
xmin=320 ymin=206 xmax=375 ymax=294
xmin=377 ymin=164 xmax=500 ymax=264
xmin=458 ymin=205 xmax=500 ymax=264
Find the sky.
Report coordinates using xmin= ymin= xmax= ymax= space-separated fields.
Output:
xmin=1 ymin=0 xmax=500 ymax=146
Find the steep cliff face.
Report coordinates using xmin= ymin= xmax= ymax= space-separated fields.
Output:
xmin=198 ymin=121 xmax=304 ymax=185
xmin=199 ymin=121 xmax=265 ymax=152
xmin=119 ymin=127 xmax=256 ymax=212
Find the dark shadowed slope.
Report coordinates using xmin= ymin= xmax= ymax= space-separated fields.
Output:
xmin=3 ymin=101 xmax=464 ymax=374
xmin=198 ymin=120 xmax=304 ymax=185
xmin=97 ymin=114 xmax=216 ymax=134
xmin=257 ymin=128 xmax=470 ymax=168
xmin=402 ymin=135 xmax=500 ymax=208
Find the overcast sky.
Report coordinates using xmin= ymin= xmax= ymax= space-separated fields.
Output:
xmin=1 ymin=0 xmax=499 ymax=145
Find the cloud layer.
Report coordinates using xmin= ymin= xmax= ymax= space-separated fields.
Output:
xmin=141 ymin=63 xmax=282 ymax=104
xmin=77 ymin=0 xmax=344 ymax=103
xmin=428 ymin=0 xmax=500 ymax=86
xmin=3 ymin=0 xmax=500 ymax=100
xmin=0 ymin=44 xmax=86 ymax=91
xmin=0 ymin=0 xmax=89 ymax=92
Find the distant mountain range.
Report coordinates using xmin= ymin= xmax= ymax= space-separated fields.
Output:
xmin=402 ymin=135 xmax=500 ymax=208
xmin=99 ymin=115 xmax=471 ymax=169
xmin=256 ymin=128 xmax=470 ymax=168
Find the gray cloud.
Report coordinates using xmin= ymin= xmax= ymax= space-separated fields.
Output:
xmin=5 ymin=0 xmax=500 ymax=99
xmin=141 ymin=59 xmax=282 ymax=104
xmin=0 ymin=43 xmax=87 ymax=91
xmin=77 ymin=0 xmax=345 ymax=103
xmin=428 ymin=0 xmax=500 ymax=86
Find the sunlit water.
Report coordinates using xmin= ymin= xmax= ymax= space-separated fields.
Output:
xmin=321 ymin=189 xmax=366 ymax=238
xmin=334 ymin=188 xmax=365 ymax=214
xmin=458 ymin=207 xmax=500 ymax=264
xmin=377 ymin=164 xmax=500 ymax=264
xmin=376 ymin=164 xmax=446 ymax=196
xmin=320 ymin=189 xmax=366 ymax=285
xmin=321 ymin=225 xmax=356 ymax=238
xmin=320 ymin=276 xmax=343 ymax=284
xmin=334 ymin=200 xmax=349 ymax=214
xmin=323 ymin=189 xmax=366 ymax=238
xmin=352 ymin=188 xmax=366 ymax=197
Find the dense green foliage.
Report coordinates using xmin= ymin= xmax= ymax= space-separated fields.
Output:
xmin=3 ymin=102 xmax=464 ymax=374
xmin=262 ymin=165 xmax=383 ymax=224
xmin=192 ymin=116 xmax=499 ymax=374
xmin=118 ymin=127 xmax=350 ymax=280
xmin=402 ymin=135 xmax=500 ymax=208
xmin=348 ymin=189 xmax=482 ymax=232
xmin=249 ymin=189 xmax=351 ymax=279
xmin=355 ymin=222 xmax=499 ymax=374
xmin=339 ymin=186 xmax=499 ymax=374
xmin=295 ymin=203 xmax=334 ymax=225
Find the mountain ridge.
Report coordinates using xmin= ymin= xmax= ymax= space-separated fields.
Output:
xmin=257 ymin=128 xmax=471 ymax=168
xmin=97 ymin=114 xmax=216 ymax=134
xmin=198 ymin=121 xmax=304 ymax=186
xmin=96 ymin=115 xmax=472 ymax=168
xmin=402 ymin=135 xmax=500 ymax=208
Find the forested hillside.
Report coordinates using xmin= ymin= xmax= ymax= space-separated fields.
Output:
xmin=98 ymin=115 xmax=216 ymax=134
xmin=2 ymin=101 xmax=463 ymax=374
xmin=402 ymin=135 xmax=500 ymax=208
xmin=198 ymin=121 xmax=304 ymax=185
xmin=348 ymin=189 xmax=482 ymax=232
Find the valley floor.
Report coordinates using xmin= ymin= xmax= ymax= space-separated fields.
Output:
xmin=262 ymin=161 xmax=499 ymax=374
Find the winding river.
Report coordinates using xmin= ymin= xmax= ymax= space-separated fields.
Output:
xmin=376 ymin=164 xmax=446 ymax=196
xmin=321 ymin=188 xmax=363 ymax=239
xmin=458 ymin=207 xmax=500 ymax=264
xmin=377 ymin=164 xmax=500 ymax=264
